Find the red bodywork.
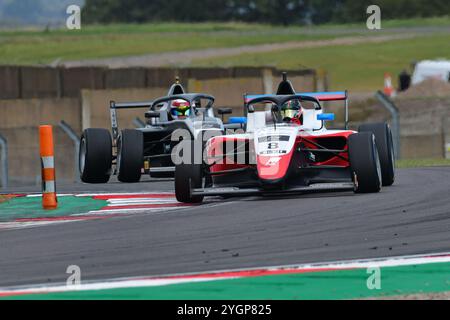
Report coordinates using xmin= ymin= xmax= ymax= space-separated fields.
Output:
xmin=207 ymin=130 xmax=354 ymax=183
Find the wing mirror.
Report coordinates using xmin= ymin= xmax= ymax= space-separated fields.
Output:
xmin=317 ymin=113 xmax=335 ymax=121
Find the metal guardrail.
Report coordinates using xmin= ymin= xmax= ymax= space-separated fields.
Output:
xmin=59 ymin=120 xmax=80 ymax=182
xmin=375 ymin=91 xmax=400 ymax=159
xmin=0 ymin=133 xmax=7 ymax=189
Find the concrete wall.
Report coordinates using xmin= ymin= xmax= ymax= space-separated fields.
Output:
xmin=345 ymin=95 xmax=450 ymax=159
xmin=81 ymin=88 xmax=167 ymax=130
xmin=395 ymin=97 xmax=450 ymax=159
xmin=401 ymin=134 xmax=444 ymax=159
xmin=21 ymin=67 xmax=61 ymax=99
xmin=0 ymin=66 xmax=317 ymax=100
xmin=82 ymin=68 xmax=318 ymax=128
xmin=188 ymin=77 xmax=263 ymax=116
xmin=0 ymin=98 xmax=80 ymax=184
xmin=62 ymin=67 xmax=105 ymax=97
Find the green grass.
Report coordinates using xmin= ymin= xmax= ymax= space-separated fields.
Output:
xmin=396 ymin=158 xmax=450 ymax=168
xmin=0 ymin=22 xmax=342 ymax=65
xmin=193 ymin=33 xmax=450 ymax=91
xmin=312 ymin=15 xmax=450 ymax=30
xmin=375 ymin=16 xmax=450 ymax=28
xmin=4 ymin=262 xmax=450 ymax=300
xmin=1 ymin=17 xmax=449 ymax=66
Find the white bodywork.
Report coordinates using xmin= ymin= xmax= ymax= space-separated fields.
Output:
xmin=254 ymin=126 xmax=298 ymax=156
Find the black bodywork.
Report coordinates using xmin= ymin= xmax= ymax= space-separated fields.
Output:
xmin=110 ymin=82 xmax=227 ymax=177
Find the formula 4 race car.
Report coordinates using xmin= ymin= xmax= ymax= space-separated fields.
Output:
xmin=174 ymin=74 xmax=395 ymax=203
xmin=79 ymin=79 xmax=235 ymax=183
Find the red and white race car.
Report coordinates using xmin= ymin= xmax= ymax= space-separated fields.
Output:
xmin=174 ymin=74 xmax=395 ymax=203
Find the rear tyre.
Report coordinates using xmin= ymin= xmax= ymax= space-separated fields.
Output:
xmin=358 ymin=122 xmax=395 ymax=186
xmin=117 ymin=129 xmax=143 ymax=183
xmin=348 ymin=132 xmax=382 ymax=193
xmin=79 ymin=128 xmax=112 ymax=184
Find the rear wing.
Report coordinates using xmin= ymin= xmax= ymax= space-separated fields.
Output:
xmin=109 ymin=101 xmax=152 ymax=140
xmin=299 ymin=91 xmax=347 ymax=102
xmin=301 ymin=91 xmax=349 ymax=129
xmin=244 ymin=91 xmax=349 ymax=129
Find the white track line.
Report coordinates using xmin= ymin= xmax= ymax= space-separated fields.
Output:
xmin=83 ymin=207 xmax=186 ymax=215
xmin=0 ymin=252 xmax=449 ymax=296
xmin=76 ymin=192 xmax=175 ymax=197
xmin=0 ymin=192 xmax=189 ymax=230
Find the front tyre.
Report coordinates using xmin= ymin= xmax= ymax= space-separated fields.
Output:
xmin=358 ymin=122 xmax=395 ymax=186
xmin=348 ymin=132 xmax=382 ymax=193
xmin=175 ymin=164 xmax=204 ymax=203
xmin=79 ymin=128 xmax=112 ymax=184
xmin=117 ymin=129 xmax=143 ymax=183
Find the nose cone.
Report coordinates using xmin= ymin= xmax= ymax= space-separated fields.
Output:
xmin=256 ymin=151 xmax=294 ymax=182
xmin=253 ymin=125 xmax=298 ymax=182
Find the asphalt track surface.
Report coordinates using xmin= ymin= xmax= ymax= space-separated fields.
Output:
xmin=0 ymin=167 xmax=449 ymax=287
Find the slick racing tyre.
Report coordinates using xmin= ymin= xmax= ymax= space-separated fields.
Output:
xmin=117 ymin=129 xmax=143 ymax=183
xmin=358 ymin=122 xmax=395 ymax=186
xmin=174 ymin=139 xmax=205 ymax=203
xmin=175 ymin=164 xmax=204 ymax=203
xmin=79 ymin=128 xmax=112 ymax=184
xmin=348 ymin=132 xmax=382 ymax=193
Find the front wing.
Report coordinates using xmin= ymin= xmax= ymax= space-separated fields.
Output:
xmin=191 ymin=182 xmax=355 ymax=197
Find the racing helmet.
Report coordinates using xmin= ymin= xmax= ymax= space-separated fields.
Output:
xmin=280 ymin=99 xmax=303 ymax=124
xmin=170 ymin=100 xmax=191 ymax=119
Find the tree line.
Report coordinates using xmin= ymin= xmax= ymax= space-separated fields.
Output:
xmin=82 ymin=0 xmax=450 ymax=25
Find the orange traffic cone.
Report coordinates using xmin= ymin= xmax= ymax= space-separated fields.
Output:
xmin=39 ymin=125 xmax=58 ymax=210
xmin=384 ymin=73 xmax=395 ymax=97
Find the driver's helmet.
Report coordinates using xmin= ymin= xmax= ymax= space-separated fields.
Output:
xmin=280 ymin=99 xmax=303 ymax=124
xmin=170 ymin=100 xmax=190 ymax=119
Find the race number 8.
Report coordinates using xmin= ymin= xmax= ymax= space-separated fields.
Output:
xmin=268 ymin=142 xmax=279 ymax=149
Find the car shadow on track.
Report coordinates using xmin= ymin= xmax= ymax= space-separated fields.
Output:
xmin=237 ymin=190 xmax=358 ymax=202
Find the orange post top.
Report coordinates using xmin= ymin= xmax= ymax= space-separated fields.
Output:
xmin=39 ymin=125 xmax=55 ymax=157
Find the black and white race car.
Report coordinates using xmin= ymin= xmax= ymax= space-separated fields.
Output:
xmin=79 ymin=80 xmax=234 ymax=183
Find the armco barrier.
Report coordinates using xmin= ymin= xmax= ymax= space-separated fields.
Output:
xmin=375 ymin=91 xmax=400 ymax=159
xmin=59 ymin=120 xmax=81 ymax=182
